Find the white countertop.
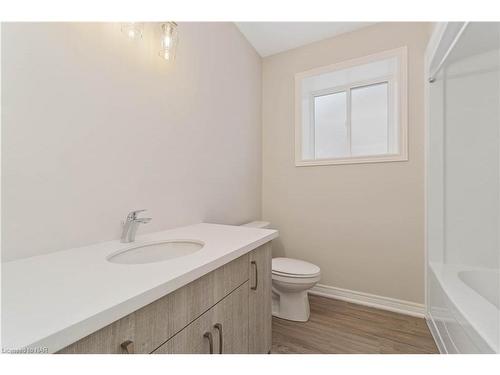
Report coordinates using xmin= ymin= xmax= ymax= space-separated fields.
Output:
xmin=1 ymin=223 xmax=278 ymax=353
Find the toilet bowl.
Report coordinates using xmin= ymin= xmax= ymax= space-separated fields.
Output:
xmin=241 ymin=221 xmax=321 ymax=322
xmin=272 ymin=257 xmax=320 ymax=321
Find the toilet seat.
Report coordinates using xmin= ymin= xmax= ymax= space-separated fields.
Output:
xmin=272 ymin=257 xmax=321 ymax=278
xmin=241 ymin=222 xmax=320 ymax=322
xmin=272 ymin=272 xmax=321 ymax=285
xmin=271 ymin=258 xmax=321 ymax=322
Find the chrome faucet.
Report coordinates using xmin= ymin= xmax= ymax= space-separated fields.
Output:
xmin=121 ymin=209 xmax=152 ymax=243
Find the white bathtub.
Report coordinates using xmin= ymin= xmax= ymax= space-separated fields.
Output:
xmin=458 ymin=269 xmax=499 ymax=309
xmin=428 ymin=262 xmax=499 ymax=353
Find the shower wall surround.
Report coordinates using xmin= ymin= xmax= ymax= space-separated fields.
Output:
xmin=426 ymin=22 xmax=500 ymax=353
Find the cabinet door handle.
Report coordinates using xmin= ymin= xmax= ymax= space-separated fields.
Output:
xmin=120 ymin=339 xmax=134 ymax=354
xmin=204 ymin=331 xmax=214 ymax=354
xmin=213 ymin=323 xmax=223 ymax=354
xmin=251 ymin=260 xmax=258 ymax=290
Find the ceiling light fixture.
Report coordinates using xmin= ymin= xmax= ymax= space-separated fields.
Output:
xmin=159 ymin=22 xmax=178 ymax=61
xmin=121 ymin=22 xmax=144 ymax=40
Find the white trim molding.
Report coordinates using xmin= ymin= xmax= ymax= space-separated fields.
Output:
xmin=309 ymin=284 xmax=425 ymax=318
xmin=294 ymin=46 xmax=408 ymax=167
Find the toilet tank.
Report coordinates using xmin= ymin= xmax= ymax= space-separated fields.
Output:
xmin=241 ymin=221 xmax=271 ymax=229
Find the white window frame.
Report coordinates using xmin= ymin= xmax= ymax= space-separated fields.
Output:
xmin=295 ymin=47 xmax=408 ymax=167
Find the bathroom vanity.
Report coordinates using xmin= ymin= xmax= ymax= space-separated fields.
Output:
xmin=2 ymin=223 xmax=277 ymax=354
xmin=59 ymin=244 xmax=271 ymax=354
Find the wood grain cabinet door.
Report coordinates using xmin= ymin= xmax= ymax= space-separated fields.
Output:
xmin=134 ymin=253 xmax=249 ymax=353
xmin=152 ymin=307 xmax=215 ymax=354
xmin=153 ymin=283 xmax=249 ymax=354
xmin=212 ymin=281 xmax=249 ymax=354
xmin=248 ymin=243 xmax=273 ymax=353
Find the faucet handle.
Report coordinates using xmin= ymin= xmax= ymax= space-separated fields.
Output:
xmin=126 ymin=209 xmax=147 ymax=220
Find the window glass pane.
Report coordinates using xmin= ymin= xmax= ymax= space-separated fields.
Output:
xmin=351 ymin=82 xmax=389 ymax=156
xmin=314 ymin=91 xmax=347 ymax=159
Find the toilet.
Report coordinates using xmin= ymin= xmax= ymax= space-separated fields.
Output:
xmin=241 ymin=221 xmax=321 ymax=322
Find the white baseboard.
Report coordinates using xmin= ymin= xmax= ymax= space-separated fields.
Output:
xmin=309 ymin=284 xmax=425 ymax=318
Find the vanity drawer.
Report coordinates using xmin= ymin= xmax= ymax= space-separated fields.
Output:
xmin=58 ymin=253 xmax=249 ymax=354
xmin=152 ymin=281 xmax=249 ymax=354
xmin=135 ymin=253 xmax=249 ymax=353
xmin=57 ymin=312 xmax=136 ymax=354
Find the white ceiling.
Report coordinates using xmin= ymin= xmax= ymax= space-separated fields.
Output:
xmin=235 ymin=22 xmax=375 ymax=57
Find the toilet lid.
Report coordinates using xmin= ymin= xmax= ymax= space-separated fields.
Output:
xmin=272 ymin=257 xmax=320 ymax=277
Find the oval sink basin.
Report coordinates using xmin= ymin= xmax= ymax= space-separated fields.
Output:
xmin=107 ymin=240 xmax=204 ymax=264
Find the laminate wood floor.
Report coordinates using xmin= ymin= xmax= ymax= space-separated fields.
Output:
xmin=272 ymin=295 xmax=439 ymax=354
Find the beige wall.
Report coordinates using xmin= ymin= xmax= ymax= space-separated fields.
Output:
xmin=262 ymin=23 xmax=431 ymax=303
xmin=1 ymin=22 xmax=262 ymax=261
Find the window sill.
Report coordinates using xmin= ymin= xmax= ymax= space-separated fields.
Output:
xmin=295 ymin=153 xmax=408 ymax=167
